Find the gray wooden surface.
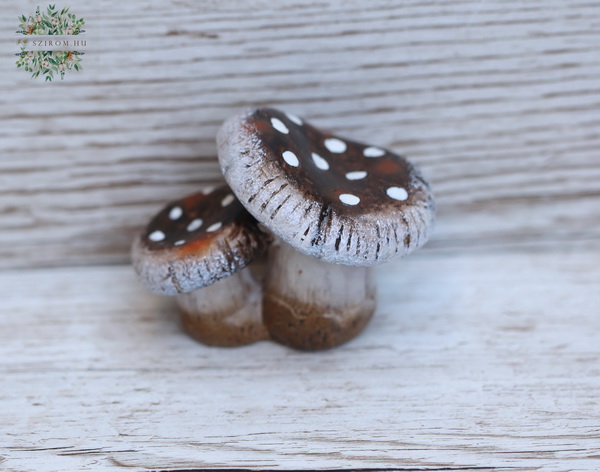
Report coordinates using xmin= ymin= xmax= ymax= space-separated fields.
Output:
xmin=1 ymin=1 xmax=600 ymax=471
xmin=1 ymin=0 xmax=599 ymax=268
xmin=2 ymin=248 xmax=600 ymax=471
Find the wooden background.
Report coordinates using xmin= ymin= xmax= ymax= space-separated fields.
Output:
xmin=1 ymin=1 xmax=599 ymax=471
xmin=1 ymin=0 xmax=599 ymax=268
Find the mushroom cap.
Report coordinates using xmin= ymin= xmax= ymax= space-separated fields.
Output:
xmin=217 ymin=107 xmax=435 ymax=266
xmin=131 ymin=186 xmax=271 ymax=295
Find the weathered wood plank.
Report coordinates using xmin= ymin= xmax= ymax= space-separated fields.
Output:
xmin=1 ymin=246 xmax=599 ymax=471
xmin=1 ymin=0 xmax=599 ymax=268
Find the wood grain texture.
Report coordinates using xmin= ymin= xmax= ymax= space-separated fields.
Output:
xmin=1 ymin=246 xmax=599 ymax=471
xmin=1 ymin=0 xmax=599 ymax=268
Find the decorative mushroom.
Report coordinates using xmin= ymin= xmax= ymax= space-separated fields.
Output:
xmin=131 ymin=186 xmax=272 ymax=347
xmin=217 ymin=108 xmax=435 ymax=350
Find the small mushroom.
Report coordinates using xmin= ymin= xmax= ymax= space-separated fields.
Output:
xmin=217 ymin=108 xmax=435 ymax=350
xmin=131 ymin=186 xmax=271 ymax=347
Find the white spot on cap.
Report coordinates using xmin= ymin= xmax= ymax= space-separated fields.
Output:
xmin=203 ymin=186 xmax=215 ymax=194
xmin=324 ymin=138 xmax=347 ymax=154
xmin=206 ymin=222 xmax=222 ymax=232
xmin=174 ymin=240 xmax=186 ymax=246
xmin=169 ymin=206 xmax=183 ymax=220
xmin=345 ymin=171 xmax=367 ymax=180
xmin=148 ymin=230 xmax=165 ymax=242
xmin=311 ymin=152 xmax=329 ymax=170
xmin=271 ymin=117 xmax=289 ymax=134
xmin=387 ymin=186 xmax=409 ymax=201
xmin=282 ymin=150 xmax=299 ymax=167
xmin=339 ymin=193 xmax=360 ymax=205
xmin=221 ymin=194 xmax=235 ymax=207
xmin=363 ymin=146 xmax=385 ymax=158
xmin=286 ymin=112 xmax=303 ymax=126
xmin=187 ymin=218 xmax=203 ymax=231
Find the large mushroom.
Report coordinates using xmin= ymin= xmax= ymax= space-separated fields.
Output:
xmin=217 ymin=108 xmax=435 ymax=350
xmin=131 ymin=186 xmax=271 ymax=347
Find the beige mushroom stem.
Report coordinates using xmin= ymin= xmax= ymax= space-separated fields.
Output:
xmin=176 ymin=268 xmax=267 ymax=347
xmin=262 ymin=240 xmax=377 ymax=350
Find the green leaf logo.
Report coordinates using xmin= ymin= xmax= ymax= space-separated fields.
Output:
xmin=15 ymin=5 xmax=86 ymax=81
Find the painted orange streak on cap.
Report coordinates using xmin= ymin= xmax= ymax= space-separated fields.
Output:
xmin=375 ymin=159 xmax=402 ymax=174
xmin=177 ymin=236 xmax=212 ymax=255
xmin=181 ymin=193 xmax=206 ymax=210
xmin=251 ymin=119 xmax=271 ymax=133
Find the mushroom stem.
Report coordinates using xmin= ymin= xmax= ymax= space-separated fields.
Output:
xmin=176 ymin=269 xmax=267 ymax=347
xmin=263 ymin=241 xmax=376 ymax=350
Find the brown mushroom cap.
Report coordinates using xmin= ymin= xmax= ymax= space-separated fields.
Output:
xmin=131 ymin=186 xmax=271 ymax=295
xmin=217 ymin=108 xmax=435 ymax=266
